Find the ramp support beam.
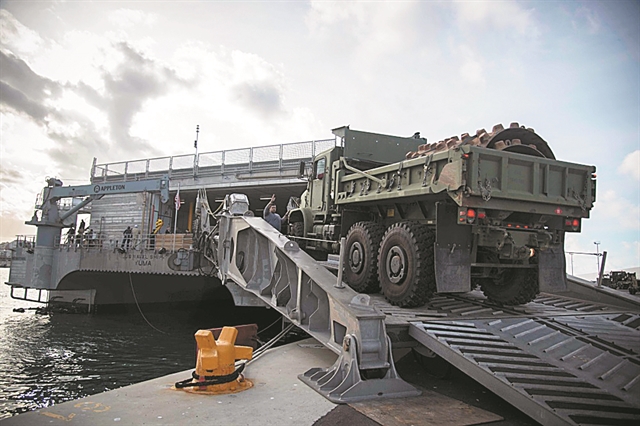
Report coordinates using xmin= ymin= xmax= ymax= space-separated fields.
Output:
xmin=216 ymin=214 xmax=419 ymax=402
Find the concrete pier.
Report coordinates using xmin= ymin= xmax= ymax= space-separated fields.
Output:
xmin=1 ymin=339 xmax=505 ymax=426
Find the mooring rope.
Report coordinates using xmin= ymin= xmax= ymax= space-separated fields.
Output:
xmin=129 ymin=273 xmax=167 ymax=335
xmin=249 ymin=322 xmax=296 ymax=365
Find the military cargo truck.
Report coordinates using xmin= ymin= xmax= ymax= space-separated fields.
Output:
xmin=601 ymin=271 xmax=638 ymax=294
xmin=287 ymin=123 xmax=596 ymax=307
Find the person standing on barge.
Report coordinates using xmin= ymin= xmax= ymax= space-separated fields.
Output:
xmin=121 ymin=226 xmax=133 ymax=251
xmin=263 ymin=194 xmax=290 ymax=232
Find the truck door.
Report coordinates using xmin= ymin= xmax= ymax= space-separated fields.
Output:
xmin=311 ymin=157 xmax=326 ymax=211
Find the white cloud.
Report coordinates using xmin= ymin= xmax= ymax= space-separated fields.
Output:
xmin=305 ymin=1 xmax=420 ymax=56
xmin=452 ymin=2 xmax=539 ymax=38
xmin=595 ymin=189 xmax=640 ymax=230
xmin=108 ymin=9 xmax=158 ymax=29
xmin=620 ymin=241 xmax=640 ymax=269
xmin=130 ymin=43 xmax=322 ymax=153
xmin=575 ymin=6 xmax=601 ymax=34
xmin=619 ymin=150 xmax=640 ymax=180
xmin=0 ymin=9 xmax=46 ymax=54
xmin=456 ymin=44 xmax=486 ymax=87
xmin=305 ymin=1 xmax=356 ymax=34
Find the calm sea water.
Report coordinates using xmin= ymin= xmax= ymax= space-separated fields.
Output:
xmin=0 ymin=268 xmax=280 ymax=419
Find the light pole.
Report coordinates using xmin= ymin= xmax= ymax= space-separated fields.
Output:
xmin=594 ymin=241 xmax=601 ymax=273
xmin=570 ymin=252 xmax=574 ymax=276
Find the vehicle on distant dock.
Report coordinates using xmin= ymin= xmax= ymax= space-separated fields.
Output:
xmin=602 ymin=270 xmax=638 ymax=294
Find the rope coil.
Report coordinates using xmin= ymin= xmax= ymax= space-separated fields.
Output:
xmin=174 ymin=363 xmax=246 ymax=389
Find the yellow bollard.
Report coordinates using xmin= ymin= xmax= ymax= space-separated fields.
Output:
xmin=174 ymin=327 xmax=254 ymax=395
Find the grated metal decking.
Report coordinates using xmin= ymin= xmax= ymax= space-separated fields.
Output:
xmin=397 ymin=292 xmax=640 ymax=425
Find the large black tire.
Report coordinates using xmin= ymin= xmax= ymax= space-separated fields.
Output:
xmin=343 ymin=222 xmax=385 ymax=293
xmin=480 ymin=267 xmax=539 ymax=305
xmin=289 ymin=221 xmax=305 ymax=249
xmin=290 ymin=221 xmax=304 ymax=237
xmin=378 ymin=222 xmax=435 ymax=307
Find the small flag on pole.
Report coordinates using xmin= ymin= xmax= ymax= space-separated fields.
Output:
xmin=175 ymin=185 xmax=181 ymax=211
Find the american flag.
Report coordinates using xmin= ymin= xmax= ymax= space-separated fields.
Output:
xmin=175 ymin=186 xmax=181 ymax=211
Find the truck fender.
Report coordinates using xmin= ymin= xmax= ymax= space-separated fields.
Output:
xmin=288 ymin=207 xmax=313 ymax=235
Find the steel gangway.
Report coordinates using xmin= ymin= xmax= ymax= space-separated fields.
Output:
xmin=216 ymin=213 xmax=640 ymax=425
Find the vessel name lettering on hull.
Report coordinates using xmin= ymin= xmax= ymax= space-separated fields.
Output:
xmin=93 ymin=184 xmax=126 ymax=193
xmin=125 ymin=254 xmax=161 ymax=260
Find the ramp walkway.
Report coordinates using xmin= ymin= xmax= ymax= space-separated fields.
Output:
xmin=406 ymin=292 xmax=640 ymax=425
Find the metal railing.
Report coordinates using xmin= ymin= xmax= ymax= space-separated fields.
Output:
xmin=12 ymin=235 xmax=35 ymax=251
xmin=56 ymin=232 xmax=194 ymax=253
xmin=91 ymin=138 xmax=336 ymax=182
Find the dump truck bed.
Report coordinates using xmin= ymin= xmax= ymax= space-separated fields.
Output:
xmin=335 ymin=145 xmax=595 ymax=218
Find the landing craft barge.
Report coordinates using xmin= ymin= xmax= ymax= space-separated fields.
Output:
xmin=6 ymin=137 xmax=335 ymax=310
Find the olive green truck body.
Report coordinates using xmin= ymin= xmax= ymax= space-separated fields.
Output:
xmin=288 ymin=126 xmax=596 ymax=307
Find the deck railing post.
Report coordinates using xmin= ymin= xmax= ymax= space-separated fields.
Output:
xmin=249 ymin=147 xmax=253 ymax=172
xmin=194 ymin=153 xmax=199 ymax=178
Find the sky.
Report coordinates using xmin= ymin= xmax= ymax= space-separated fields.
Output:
xmin=0 ymin=0 xmax=638 ymax=276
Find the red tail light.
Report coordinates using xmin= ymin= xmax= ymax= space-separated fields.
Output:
xmin=564 ymin=218 xmax=581 ymax=232
xmin=458 ymin=208 xmax=483 ymax=224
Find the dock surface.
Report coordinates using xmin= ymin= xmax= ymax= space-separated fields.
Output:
xmin=2 ymin=339 xmax=508 ymax=426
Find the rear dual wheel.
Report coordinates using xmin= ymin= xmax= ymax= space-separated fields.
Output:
xmin=343 ymin=222 xmax=385 ymax=293
xmin=475 ymin=249 xmax=539 ymax=305
xmin=378 ymin=222 xmax=435 ymax=308
xmin=480 ymin=268 xmax=539 ymax=305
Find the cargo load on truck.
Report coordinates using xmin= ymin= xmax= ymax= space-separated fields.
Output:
xmin=286 ymin=122 xmax=596 ymax=307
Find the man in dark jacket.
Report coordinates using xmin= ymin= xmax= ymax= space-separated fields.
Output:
xmin=263 ymin=194 xmax=290 ymax=232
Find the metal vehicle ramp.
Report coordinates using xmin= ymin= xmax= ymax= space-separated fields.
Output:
xmin=214 ymin=212 xmax=640 ymax=421
xmin=215 ymin=213 xmax=420 ymax=403
xmin=406 ymin=294 xmax=640 ymax=425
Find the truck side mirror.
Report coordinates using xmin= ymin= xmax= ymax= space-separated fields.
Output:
xmin=298 ymin=161 xmax=306 ymax=178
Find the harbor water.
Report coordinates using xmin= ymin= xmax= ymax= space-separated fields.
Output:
xmin=0 ymin=268 xmax=280 ymax=419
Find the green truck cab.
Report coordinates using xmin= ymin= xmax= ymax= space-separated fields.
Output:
xmin=288 ymin=124 xmax=596 ymax=308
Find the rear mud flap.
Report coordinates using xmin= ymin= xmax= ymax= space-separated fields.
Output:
xmin=435 ymin=247 xmax=471 ymax=293
xmin=538 ymin=245 xmax=567 ymax=293
xmin=435 ymin=202 xmax=472 ymax=293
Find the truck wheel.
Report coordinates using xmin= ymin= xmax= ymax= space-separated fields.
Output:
xmin=378 ymin=222 xmax=435 ymax=307
xmin=290 ymin=222 xmax=305 ymax=249
xmin=481 ymin=268 xmax=539 ymax=305
xmin=344 ymin=222 xmax=385 ymax=293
